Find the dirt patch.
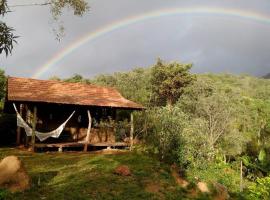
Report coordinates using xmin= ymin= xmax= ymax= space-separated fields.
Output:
xmin=0 ymin=156 xmax=30 ymax=192
xmin=114 ymin=165 xmax=131 ymax=176
xmin=170 ymin=164 xmax=189 ymax=188
xmin=213 ymin=182 xmax=230 ymax=200
xmin=145 ymin=182 xmax=161 ymax=193
xmin=197 ymin=182 xmax=210 ymax=193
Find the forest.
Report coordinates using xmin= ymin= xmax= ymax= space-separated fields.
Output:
xmin=0 ymin=60 xmax=270 ymax=199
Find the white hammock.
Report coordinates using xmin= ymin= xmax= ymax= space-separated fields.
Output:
xmin=13 ymin=104 xmax=75 ymax=142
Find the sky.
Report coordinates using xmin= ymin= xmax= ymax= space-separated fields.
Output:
xmin=1 ymin=0 xmax=270 ymax=79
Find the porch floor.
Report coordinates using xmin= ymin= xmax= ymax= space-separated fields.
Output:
xmin=34 ymin=142 xmax=129 ymax=149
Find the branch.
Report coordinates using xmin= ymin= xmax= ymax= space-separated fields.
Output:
xmin=8 ymin=2 xmax=51 ymax=8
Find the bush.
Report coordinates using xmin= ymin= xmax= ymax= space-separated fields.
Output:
xmin=247 ymin=176 xmax=270 ymax=200
xmin=186 ymin=161 xmax=242 ymax=193
xmin=144 ymin=106 xmax=187 ymax=165
xmin=0 ymin=189 xmax=10 ymax=200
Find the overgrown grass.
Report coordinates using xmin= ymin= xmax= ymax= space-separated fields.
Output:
xmin=0 ymin=148 xmax=191 ymax=200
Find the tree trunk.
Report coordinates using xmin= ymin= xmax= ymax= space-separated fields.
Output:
xmin=167 ymin=97 xmax=173 ymax=107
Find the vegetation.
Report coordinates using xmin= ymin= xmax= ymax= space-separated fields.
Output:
xmin=89 ymin=60 xmax=270 ymax=198
xmin=263 ymin=73 xmax=270 ymax=79
xmin=1 ymin=60 xmax=270 ymax=199
xmin=0 ymin=69 xmax=6 ymax=104
xmin=0 ymin=0 xmax=18 ymax=56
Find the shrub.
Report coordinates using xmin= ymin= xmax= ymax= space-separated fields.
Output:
xmin=247 ymin=176 xmax=270 ymax=200
xmin=144 ymin=106 xmax=187 ymax=165
xmin=0 ymin=189 xmax=10 ymax=200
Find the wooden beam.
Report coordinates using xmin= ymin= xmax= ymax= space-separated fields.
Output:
xmin=130 ymin=112 xmax=134 ymax=150
xmin=34 ymin=142 xmax=128 ymax=148
xmin=25 ymin=105 xmax=29 ymax=147
xmin=16 ymin=104 xmax=23 ymax=146
xmin=84 ymin=110 xmax=92 ymax=152
xmin=31 ymin=106 xmax=37 ymax=152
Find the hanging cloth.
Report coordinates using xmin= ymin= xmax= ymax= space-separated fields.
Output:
xmin=13 ymin=104 xmax=75 ymax=142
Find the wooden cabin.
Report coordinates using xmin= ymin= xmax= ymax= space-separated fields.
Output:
xmin=4 ymin=77 xmax=144 ymax=152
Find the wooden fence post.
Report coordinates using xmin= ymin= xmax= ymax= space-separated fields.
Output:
xmin=84 ymin=110 xmax=92 ymax=152
xmin=240 ymin=160 xmax=243 ymax=192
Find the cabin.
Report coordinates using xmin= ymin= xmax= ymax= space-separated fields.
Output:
xmin=4 ymin=77 xmax=144 ymax=152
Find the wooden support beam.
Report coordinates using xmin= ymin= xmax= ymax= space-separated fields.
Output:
xmin=31 ymin=106 xmax=37 ymax=152
xmin=130 ymin=112 xmax=134 ymax=151
xmin=25 ymin=105 xmax=29 ymax=147
xmin=16 ymin=104 xmax=23 ymax=146
xmin=84 ymin=110 xmax=92 ymax=152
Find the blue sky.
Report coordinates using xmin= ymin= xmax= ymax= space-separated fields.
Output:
xmin=1 ymin=0 xmax=270 ymax=79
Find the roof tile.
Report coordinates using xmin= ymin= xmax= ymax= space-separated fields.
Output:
xmin=7 ymin=77 xmax=143 ymax=109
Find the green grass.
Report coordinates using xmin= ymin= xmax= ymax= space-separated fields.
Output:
xmin=0 ymin=148 xmax=189 ymax=200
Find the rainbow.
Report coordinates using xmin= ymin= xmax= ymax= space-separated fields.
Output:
xmin=32 ymin=6 xmax=270 ymax=78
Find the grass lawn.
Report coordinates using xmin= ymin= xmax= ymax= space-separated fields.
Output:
xmin=0 ymin=148 xmax=191 ymax=200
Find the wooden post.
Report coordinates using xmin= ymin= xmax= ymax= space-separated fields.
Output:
xmin=130 ymin=112 xmax=134 ymax=151
xmin=25 ymin=105 xmax=29 ymax=147
xmin=240 ymin=160 xmax=243 ymax=192
xmin=16 ymin=104 xmax=23 ymax=146
xmin=84 ymin=110 xmax=92 ymax=152
xmin=31 ymin=106 xmax=37 ymax=152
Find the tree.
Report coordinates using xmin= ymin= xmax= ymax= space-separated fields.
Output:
xmin=93 ymin=68 xmax=152 ymax=105
xmin=0 ymin=0 xmax=89 ymax=56
xmin=0 ymin=69 xmax=6 ymax=101
xmin=0 ymin=0 xmax=18 ymax=56
xmin=63 ymin=73 xmax=91 ymax=84
xmin=145 ymin=106 xmax=187 ymax=164
xmin=0 ymin=69 xmax=7 ymax=111
xmin=150 ymin=58 xmax=195 ymax=106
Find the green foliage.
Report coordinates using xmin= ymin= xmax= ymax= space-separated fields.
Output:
xmin=144 ymin=106 xmax=187 ymax=165
xmin=263 ymin=73 xmax=270 ymax=79
xmin=92 ymin=68 xmax=152 ymax=105
xmin=0 ymin=69 xmax=6 ymax=113
xmin=0 ymin=189 xmax=10 ymax=200
xmin=186 ymin=162 xmax=242 ymax=193
xmin=0 ymin=1 xmax=18 ymax=56
xmin=63 ymin=73 xmax=90 ymax=83
xmin=151 ymin=58 xmax=195 ymax=106
xmin=50 ymin=0 xmax=89 ymax=17
xmin=0 ymin=69 xmax=6 ymax=101
xmin=247 ymin=176 xmax=270 ymax=200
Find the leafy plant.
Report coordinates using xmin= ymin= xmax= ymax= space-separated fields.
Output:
xmin=248 ymin=176 xmax=270 ymax=200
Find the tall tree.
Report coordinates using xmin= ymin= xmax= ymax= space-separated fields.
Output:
xmin=151 ymin=58 xmax=195 ymax=106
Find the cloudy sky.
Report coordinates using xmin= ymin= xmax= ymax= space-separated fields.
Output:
xmin=1 ymin=0 xmax=270 ymax=79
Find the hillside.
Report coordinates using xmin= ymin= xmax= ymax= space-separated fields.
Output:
xmin=263 ymin=73 xmax=270 ymax=79
xmin=1 ymin=65 xmax=270 ymax=199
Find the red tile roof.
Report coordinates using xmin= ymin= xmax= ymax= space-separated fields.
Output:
xmin=6 ymin=77 xmax=144 ymax=109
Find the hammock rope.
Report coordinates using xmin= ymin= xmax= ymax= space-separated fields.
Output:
xmin=13 ymin=104 xmax=75 ymax=142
